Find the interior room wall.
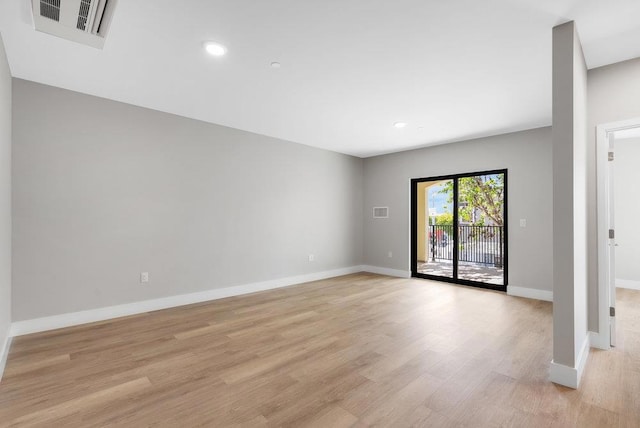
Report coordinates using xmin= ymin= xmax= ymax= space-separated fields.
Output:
xmin=11 ymin=79 xmax=364 ymax=321
xmin=0 ymin=33 xmax=12 ymax=378
xmin=362 ymin=126 xmax=553 ymax=292
xmin=550 ymin=21 xmax=588 ymax=388
xmin=613 ymin=137 xmax=640 ymax=287
xmin=587 ymin=56 xmax=640 ymax=331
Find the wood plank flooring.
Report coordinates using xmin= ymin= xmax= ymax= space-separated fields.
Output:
xmin=0 ymin=273 xmax=638 ymax=427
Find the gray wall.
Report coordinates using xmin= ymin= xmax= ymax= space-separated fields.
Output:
xmin=614 ymin=138 xmax=640 ymax=283
xmin=12 ymin=79 xmax=364 ymax=321
xmin=0 ymin=35 xmax=11 ymax=363
xmin=551 ymin=21 xmax=588 ymax=370
xmin=587 ymin=57 xmax=640 ymax=331
xmin=363 ymin=127 xmax=553 ymax=292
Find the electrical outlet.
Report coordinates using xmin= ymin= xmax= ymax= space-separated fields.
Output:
xmin=388 ymin=251 xmax=393 ymax=258
xmin=308 ymin=254 xmax=315 ymax=262
xmin=520 ymin=219 xmax=527 ymax=227
xmin=140 ymin=272 xmax=149 ymax=283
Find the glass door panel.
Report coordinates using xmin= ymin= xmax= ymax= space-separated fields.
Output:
xmin=457 ymin=173 xmax=505 ymax=285
xmin=416 ymin=179 xmax=454 ymax=279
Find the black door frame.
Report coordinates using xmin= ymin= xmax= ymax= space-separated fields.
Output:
xmin=410 ymin=169 xmax=508 ymax=292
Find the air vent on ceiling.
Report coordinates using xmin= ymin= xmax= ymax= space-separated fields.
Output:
xmin=40 ymin=0 xmax=61 ymax=21
xmin=31 ymin=0 xmax=118 ymax=49
xmin=373 ymin=207 xmax=389 ymax=219
xmin=76 ymin=0 xmax=91 ymax=30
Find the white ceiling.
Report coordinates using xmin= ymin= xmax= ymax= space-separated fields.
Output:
xmin=1 ymin=0 xmax=640 ymax=157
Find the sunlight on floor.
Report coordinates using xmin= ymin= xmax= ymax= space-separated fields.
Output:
xmin=417 ymin=260 xmax=503 ymax=285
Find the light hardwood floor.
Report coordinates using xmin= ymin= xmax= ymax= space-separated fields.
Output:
xmin=0 ymin=273 xmax=638 ymax=427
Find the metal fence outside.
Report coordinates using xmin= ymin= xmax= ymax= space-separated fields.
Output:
xmin=428 ymin=224 xmax=503 ymax=267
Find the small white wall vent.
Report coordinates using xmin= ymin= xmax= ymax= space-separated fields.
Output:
xmin=373 ymin=207 xmax=389 ymax=218
xmin=31 ymin=0 xmax=118 ymax=49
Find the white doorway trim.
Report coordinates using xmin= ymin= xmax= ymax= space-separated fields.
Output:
xmin=595 ymin=117 xmax=640 ymax=350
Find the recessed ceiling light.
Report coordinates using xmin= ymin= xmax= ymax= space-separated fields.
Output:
xmin=394 ymin=122 xmax=407 ymax=129
xmin=271 ymin=62 xmax=281 ymax=68
xmin=203 ymin=41 xmax=227 ymax=57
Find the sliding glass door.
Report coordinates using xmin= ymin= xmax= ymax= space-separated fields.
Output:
xmin=415 ymin=179 xmax=454 ymax=279
xmin=411 ymin=170 xmax=507 ymax=291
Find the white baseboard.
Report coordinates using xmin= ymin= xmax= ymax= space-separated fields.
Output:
xmin=0 ymin=331 xmax=11 ymax=383
xmin=361 ymin=265 xmax=411 ymax=278
xmin=589 ymin=331 xmax=609 ymax=350
xmin=549 ymin=361 xmax=578 ymax=389
xmin=616 ymin=279 xmax=640 ymax=290
xmin=576 ymin=333 xmax=591 ymax=387
xmin=10 ymin=266 xmax=549 ymax=338
xmin=507 ymin=285 xmax=553 ymax=302
xmin=10 ymin=266 xmax=363 ymax=337
xmin=549 ymin=334 xmax=591 ymax=389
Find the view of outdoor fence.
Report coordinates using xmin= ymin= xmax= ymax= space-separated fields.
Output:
xmin=428 ymin=225 xmax=504 ymax=267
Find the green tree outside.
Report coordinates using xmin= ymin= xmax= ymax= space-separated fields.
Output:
xmin=437 ymin=174 xmax=504 ymax=226
xmin=428 ymin=212 xmax=453 ymax=225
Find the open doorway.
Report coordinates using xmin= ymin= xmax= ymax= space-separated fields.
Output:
xmin=612 ymin=127 xmax=640 ymax=294
xmin=411 ymin=169 xmax=508 ymax=291
xmin=597 ymin=119 xmax=640 ymax=349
